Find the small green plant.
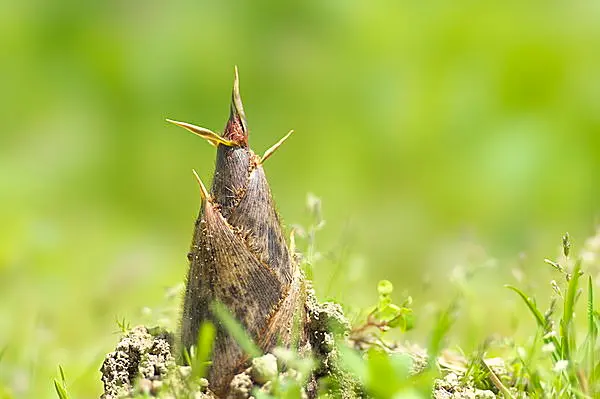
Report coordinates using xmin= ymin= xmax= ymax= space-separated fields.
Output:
xmin=350 ymin=280 xmax=415 ymax=348
xmin=184 ymin=322 xmax=215 ymax=379
xmin=507 ymin=233 xmax=600 ymax=397
xmin=427 ymin=297 xmax=458 ymax=368
xmin=339 ymin=280 xmax=451 ymax=398
xmin=457 ymin=340 xmax=515 ymax=398
xmin=338 ymin=342 xmax=415 ymax=398
xmin=53 ymin=366 xmax=70 ymax=399
xmin=115 ymin=316 xmax=131 ymax=334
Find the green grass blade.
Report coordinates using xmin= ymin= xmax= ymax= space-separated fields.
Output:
xmin=182 ymin=346 xmax=193 ymax=367
xmin=516 ymin=330 xmax=544 ymax=393
xmin=588 ymin=276 xmax=596 ymax=389
xmin=366 ymin=348 xmax=401 ymax=397
xmin=427 ymin=297 xmax=458 ymax=367
xmin=506 ymin=285 xmax=562 ymax=360
xmin=565 ymin=262 xmax=582 ymax=321
xmin=193 ymin=322 xmax=216 ymax=379
xmin=53 ymin=365 xmax=70 ymax=399
xmin=561 ymin=261 xmax=582 ymax=361
xmin=481 ymin=359 xmax=515 ymax=399
xmin=53 ymin=379 xmax=69 ymax=399
xmin=58 ymin=365 xmax=66 ymax=384
xmin=338 ymin=343 xmax=367 ymax=383
xmin=210 ymin=301 xmax=261 ymax=358
xmin=506 ymin=285 xmax=546 ymax=327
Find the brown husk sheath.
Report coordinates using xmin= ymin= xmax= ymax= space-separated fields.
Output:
xmin=169 ymin=68 xmax=306 ymax=396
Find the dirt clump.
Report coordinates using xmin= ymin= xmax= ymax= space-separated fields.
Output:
xmin=99 ymin=292 xmax=359 ymax=398
xmin=433 ymin=372 xmax=496 ymax=399
xmin=100 ymin=326 xmax=214 ymax=398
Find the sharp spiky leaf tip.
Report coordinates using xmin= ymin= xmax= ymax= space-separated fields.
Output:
xmin=166 ymin=119 xmax=236 ymax=147
xmin=223 ymin=66 xmax=249 ymax=146
xmin=192 ymin=169 xmax=210 ymax=203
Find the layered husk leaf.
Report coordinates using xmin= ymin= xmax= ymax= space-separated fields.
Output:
xmin=172 ymin=68 xmax=306 ymax=396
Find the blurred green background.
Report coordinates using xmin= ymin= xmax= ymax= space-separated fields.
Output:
xmin=1 ymin=1 xmax=600 ymax=397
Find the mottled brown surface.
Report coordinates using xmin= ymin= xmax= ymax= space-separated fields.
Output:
xmin=179 ymin=71 xmax=306 ymax=396
xmin=211 ymin=146 xmax=250 ymax=218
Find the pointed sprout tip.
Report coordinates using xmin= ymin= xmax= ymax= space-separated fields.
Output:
xmin=230 ymin=67 xmax=248 ymax=134
xmin=192 ymin=169 xmax=210 ymax=201
xmin=261 ymin=130 xmax=294 ymax=164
